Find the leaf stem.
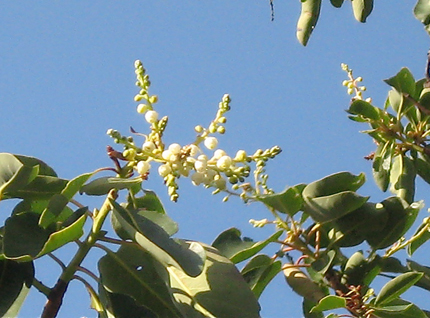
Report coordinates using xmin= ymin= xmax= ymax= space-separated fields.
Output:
xmin=40 ymin=189 xmax=117 ymax=318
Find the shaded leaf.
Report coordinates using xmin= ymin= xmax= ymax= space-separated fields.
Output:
xmin=303 ymin=172 xmax=365 ymax=198
xmin=284 ymin=267 xmax=326 ymax=303
xmin=127 ymin=190 xmax=166 ymax=214
xmin=373 ymin=141 xmax=394 ymax=192
xmin=212 ymin=228 xmax=282 ymax=264
xmin=389 ymin=155 xmax=416 ymax=204
xmin=296 ymin=0 xmax=321 ymax=46
xmin=330 ymin=0 xmax=344 ymax=8
xmin=111 ymin=200 xmax=205 ymax=277
xmin=415 ymin=0 xmax=430 ymax=34
xmin=303 ymin=298 xmax=323 ymax=318
xmin=406 ymin=260 xmax=430 ymax=292
xmin=241 ymin=254 xmax=282 ymax=299
xmin=407 ymin=222 xmax=430 ymax=256
xmin=351 ymin=0 xmax=373 ymax=22
xmin=0 ymin=260 xmax=34 ymax=318
xmin=372 ymin=298 xmax=427 ymax=318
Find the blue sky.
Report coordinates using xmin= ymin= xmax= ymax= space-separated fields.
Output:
xmin=1 ymin=1 xmax=429 ymax=317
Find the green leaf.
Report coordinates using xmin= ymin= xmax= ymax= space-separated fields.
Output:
xmin=407 ymin=222 xmax=430 ymax=256
xmin=0 ymin=260 xmax=34 ymax=318
xmin=304 ymin=191 xmax=369 ymax=223
xmin=127 ymin=190 xmax=166 ymax=214
xmin=310 ymin=295 xmax=346 ymax=313
xmin=303 ymin=172 xmax=365 ymax=198
xmin=388 ymin=89 xmax=404 ymax=114
xmin=414 ymin=0 xmax=430 ymax=33
xmin=389 ymin=155 xmax=416 ymax=204
xmin=257 ymin=184 xmax=305 ymax=216
xmin=169 ymin=243 xmax=261 ymax=318
xmin=384 ymin=68 xmax=416 ymax=97
xmin=329 ymin=0 xmax=344 ymax=8
xmin=348 ymin=99 xmax=380 ymax=120
xmin=366 ymin=197 xmax=422 ymax=250
xmin=212 ymin=228 xmax=282 ymax=264
xmin=296 ymin=0 xmax=321 ymax=46
xmin=414 ymin=153 xmax=430 ymax=185
xmin=351 ymin=0 xmax=373 ymax=22
xmin=80 ymin=176 xmax=142 ymax=196
xmin=111 ymin=200 xmax=205 ymax=277
xmin=99 ymin=290 xmax=158 ymax=318
xmin=3 ymin=211 xmax=86 ymax=261
xmin=98 ymin=245 xmax=185 ymax=318
xmin=240 ymin=254 xmax=282 ymax=299
xmin=372 ymin=298 xmax=428 ymax=318
xmin=406 ymin=260 xmax=430 ymax=292
xmin=373 ymin=141 xmax=394 ymax=192
xmin=375 ymin=272 xmax=423 ymax=306
xmin=284 ymin=267 xmax=326 ymax=303
xmin=303 ymin=298 xmax=323 ymax=318
xmin=14 ymin=154 xmax=58 ymax=177
xmin=38 ymin=172 xmax=93 ymax=228
xmin=5 ymin=175 xmax=68 ymax=200
xmin=341 ymin=251 xmax=366 ymax=286
xmin=311 ymin=250 xmax=336 ymax=275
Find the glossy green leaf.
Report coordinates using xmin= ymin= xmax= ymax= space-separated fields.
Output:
xmin=240 ymin=254 xmax=282 ymax=299
xmin=303 ymin=172 xmax=365 ymax=198
xmin=406 ymin=260 xmax=430 ymax=291
xmin=127 ymin=190 xmax=166 ymax=214
xmin=0 ymin=260 xmax=34 ymax=318
xmin=389 ymin=155 xmax=416 ymax=204
xmin=311 ymin=250 xmax=336 ymax=275
xmin=373 ymin=141 xmax=394 ymax=192
xmin=80 ymin=176 xmax=142 ymax=196
xmin=284 ymin=267 xmax=326 ymax=303
xmin=375 ymin=272 xmax=423 ymax=306
xmin=13 ymin=154 xmax=57 ymax=176
xmin=296 ymin=0 xmax=321 ymax=46
xmin=169 ymin=243 xmax=261 ymax=318
xmin=310 ymin=295 xmax=346 ymax=313
xmin=348 ymin=99 xmax=380 ymax=120
xmin=329 ymin=0 xmax=344 ymax=8
xmin=407 ymin=222 xmax=430 ymax=256
xmin=384 ymin=68 xmax=416 ymax=97
xmin=372 ymin=298 xmax=427 ymax=318
xmin=414 ymin=153 xmax=430 ymax=185
xmin=257 ymin=184 xmax=305 ymax=216
xmin=367 ymin=197 xmax=422 ymax=250
xmin=212 ymin=227 xmax=282 ymax=264
xmin=303 ymin=298 xmax=323 ymax=318
xmin=388 ymin=89 xmax=404 ymax=114
xmin=304 ymin=191 xmax=369 ymax=223
xmin=351 ymin=0 xmax=373 ymax=22
xmin=4 ymin=175 xmax=68 ymax=200
xmin=98 ymin=245 xmax=185 ymax=318
xmin=414 ymin=0 xmax=430 ymax=34
xmin=111 ymin=200 xmax=205 ymax=277
xmin=341 ymin=251 xmax=366 ymax=286
xmin=3 ymin=211 xmax=86 ymax=261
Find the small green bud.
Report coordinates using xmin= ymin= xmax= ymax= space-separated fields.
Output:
xmin=218 ymin=117 xmax=227 ymax=124
xmin=217 ymin=126 xmax=226 ymax=134
xmin=134 ymin=94 xmax=143 ymax=102
xmin=194 ymin=125 xmax=204 ymax=133
xmin=356 ymin=76 xmax=363 ymax=82
xmin=149 ymin=95 xmax=158 ymax=104
xmin=134 ymin=60 xmax=142 ymax=68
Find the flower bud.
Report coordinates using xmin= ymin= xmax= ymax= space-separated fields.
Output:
xmin=142 ymin=141 xmax=156 ymax=152
xmin=189 ymin=144 xmax=199 ymax=156
xmin=191 ymin=172 xmax=205 ymax=186
xmin=234 ymin=150 xmax=247 ymax=161
xmin=168 ymin=143 xmax=182 ymax=155
xmin=216 ymin=155 xmax=232 ymax=170
xmin=136 ymin=160 xmax=151 ymax=175
xmin=194 ymin=160 xmax=207 ymax=173
xmin=162 ymin=150 xmax=173 ymax=161
xmin=158 ymin=164 xmax=172 ymax=177
xmin=134 ymin=94 xmax=144 ymax=102
xmin=149 ymin=95 xmax=158 ymax=104
xmin=145 ymin=110 xmax=158 ymax=123
xmin=137 ymin=104 xmax=149 ymax=114
xmin=123 ymin=149 xmax=136 ymax=160
xmin=194 ymin=125 xmax=204 ymax=133
xmin=213 ymin=149 xmax=226 ymax=159
xmin=204 ymin=137 xmax=218 ymax=150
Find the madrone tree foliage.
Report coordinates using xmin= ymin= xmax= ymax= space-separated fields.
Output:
xmin=2 ymin=1 xmax=430 ymax=318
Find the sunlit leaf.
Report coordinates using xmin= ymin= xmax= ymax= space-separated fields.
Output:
xmin=374 ymin=272 xmax=423 ymax=306
xmin=80 ymin=176 xmax=142 ymax=196
xmin=407 ymin=222 xmax=430 ymax=256
xmin=310 ymin=295 xmax=346 ymax=313
xmin=384 ymin=68 xmax=416 ymax=97
xmin=257 ymin=184 xmax=305 ymax=216
xmin=212 ymin=228 xmax=282 ymax=264
xmin=348 ymin=99 xmax=380 ymax=120
xmin=389 ymin=155 xmax=416 ymax=204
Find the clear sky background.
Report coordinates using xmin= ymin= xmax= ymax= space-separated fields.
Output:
xmin=1 ymin=2 xmax=430 ymax=318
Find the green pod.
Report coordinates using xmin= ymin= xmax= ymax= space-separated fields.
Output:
xmin=284 ymin=267 xmax=325 ymax=303
xmin=352 ymin=0 xmax=373 ymax=23
xmin=296 ymin=0 xmax=322 ymax=46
